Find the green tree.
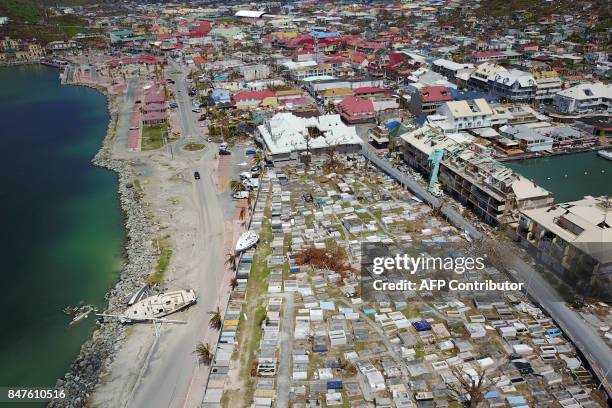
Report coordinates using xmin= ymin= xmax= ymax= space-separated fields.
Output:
xmin=230 ymin=179 xmax=244 ymax=192
xmin=225 ymin=251 xmax=238 ymax=270
xmin=208 ymin=307 xmax=222 ymax=330
xmin=193 ymin=342 xmax=212 ymax=365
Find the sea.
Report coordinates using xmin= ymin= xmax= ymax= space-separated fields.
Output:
xmin=506 ymin=151 xmax=612 ymax=202
xmin=0 ymin=64 xmax=123 ymax=398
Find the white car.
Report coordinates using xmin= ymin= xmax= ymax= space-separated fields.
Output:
xmin=232 ymin=191 xmax=249 ymax=199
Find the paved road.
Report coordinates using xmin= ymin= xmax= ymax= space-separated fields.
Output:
xmin=363 ymin=144 xmax=612 ymax=393
xmin=112 ymin=78 xmax=138 ymax=157
xmin=128 ymin=148 xmax=227 ymax=408
xmin=169 ymin=61 xmax=198 ymax=144
xmin=276 ymin=293 xmax=295 ymax=408
xmin=126 ymin=63 xmax=234 ymax=408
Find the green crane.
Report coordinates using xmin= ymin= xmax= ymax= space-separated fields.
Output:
xmin=427 ymin=149 xmax=444 ymax=194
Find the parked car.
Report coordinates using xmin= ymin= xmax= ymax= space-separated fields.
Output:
xmin=232 ymin=191 xmax=249 ymax=199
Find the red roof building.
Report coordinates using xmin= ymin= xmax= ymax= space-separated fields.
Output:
xmin=233 ymin=90 xmax=275 ymax=107
xmin=337 ymin=96 xmax=375 ymax=124
xmin=408 ymin=85 xmax=453 ymax=115
xmin=142 ymin=111 xmax=167 ymax=125
xmin=353 ymin=87 xmax=391 ymax=97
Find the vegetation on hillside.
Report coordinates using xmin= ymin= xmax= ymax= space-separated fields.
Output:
xmin=0 ymin=0 xmax=43 ymax=23
xmin=0 ymin=0 xmax=102 ymax=42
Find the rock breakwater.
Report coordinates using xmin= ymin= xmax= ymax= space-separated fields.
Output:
xmin=48 ymin=92 xmax=156 ymax=408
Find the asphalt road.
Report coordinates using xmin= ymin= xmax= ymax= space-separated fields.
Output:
xmin=112 ymin=78 xmax=137 ymax=157
xmin=127 ymin=148 xmax=227 ymax=408
xmin=276 ymin=293 xmax=295 ymax=408
xmin=126 ymin=63 xmax=232 ymax=408
xmin=169 ymin=61 xmax=198 ymax=142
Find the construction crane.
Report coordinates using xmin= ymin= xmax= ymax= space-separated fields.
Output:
xmin=427 ymin=149 xmax=444 ymax=195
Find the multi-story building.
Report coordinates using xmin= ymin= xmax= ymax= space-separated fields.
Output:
xmin=431 ymin=58 xmax=475 ymax=80
xmin=554 ymin=82 xmax=612 ymax=114
xmin=400 ymin=126 xmax=553 ymax=225
xmin=532 ymin=70 xmax=562 ymax=101
xmin=516 ymin=196 xmax=612 ymax=301
xmin=440 ymin=151 xmax=553 ymax=225
xmin=467 ymin=62 xmax=507 ymax=91
xmin=427 ymin=99 xmax=494 ymax=133
xmin=489 ymin=69 xmax=536 ymax=102
xmin=408 ymin=85 xmax=453 ymax=115
xmin=0 ymin=37 xmax=44 ymax=63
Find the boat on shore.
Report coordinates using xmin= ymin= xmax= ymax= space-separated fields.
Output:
xmin=126 ymin=284 xmax=149 ymax=306
xmin=597 ymin=150 xmax=612 ymax=161
xmin=236 ymin=231 xmax=259 ymax=252
xmin=122 ymin=289 xmax=197 ymax=323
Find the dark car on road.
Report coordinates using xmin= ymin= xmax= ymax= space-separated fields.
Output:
xmin=194 ymin=171 xmax=200 ymax=180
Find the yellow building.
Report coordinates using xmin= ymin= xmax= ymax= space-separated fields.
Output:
xmin=1 ymin=37 xmax=45 ymax=63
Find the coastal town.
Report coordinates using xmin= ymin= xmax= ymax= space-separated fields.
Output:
xmin=0 ymin=1 xmax=611 ymax=408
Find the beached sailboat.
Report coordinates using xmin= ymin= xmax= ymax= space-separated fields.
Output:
xmin=122 ymin=289 xmax=197 ymax=322
xmin=235 ymin=231 xmax=259 ymax=252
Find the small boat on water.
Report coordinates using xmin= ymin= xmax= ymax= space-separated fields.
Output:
xmin=597 ymin=150 xmax=612 ymax=161
xmin=236 ymin=231 xmax=259 ymax=252
xmin=123 ymin=289 xmax=197 ymax=322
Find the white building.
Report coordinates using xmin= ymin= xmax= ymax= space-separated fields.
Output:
xmin=467 ymin=62 xmax=507 ymax=90
xmin=431 ymin=58 xmax=475 ymax=80
xmin=489 ymin=69 xmax=536 ymax=102
xmin=238 ymin=64 xmax=271 ymax=81
xmin=428 ymin=99 xmax=494 ymax=133
xmin=533 ymin=70 xmax=562 ymax=101
xmin=256 ymin=112 xmax=362 ymax=164
xmin=554 ymin=82 xmax=612 ymax=114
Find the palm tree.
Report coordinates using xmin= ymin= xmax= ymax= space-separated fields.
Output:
xmin=247 ymin=191 xmax=255 ymax=209
xmin=193 ymin=342 xmax=212 ymax=365
xmin=230 ymin=179 xmax=244 ymax=193
xmin=230 ymin=277 xmax=238 ymax=290
xmin=251 ymin=153 xmax=264 ymax=166
xmin=225 ymin=251 xmax=238 ymax=270
xmin=208 ymin=307 xmax=222 ymax=330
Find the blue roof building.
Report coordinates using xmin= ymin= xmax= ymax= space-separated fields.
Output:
xmin=211 ymin=89 xmax=231 ymax=103
xmin=308 ymin=31 xmax=341 ymax=40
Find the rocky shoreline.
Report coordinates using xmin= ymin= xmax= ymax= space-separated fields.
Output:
xmin=48 ymin=85 xmax=157 ymax=407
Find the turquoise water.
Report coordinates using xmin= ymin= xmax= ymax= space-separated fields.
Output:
xmin=0 ymin=65 xmax=123 ymax=391
xmin=506 ymin=151 xmax=612 ymax=202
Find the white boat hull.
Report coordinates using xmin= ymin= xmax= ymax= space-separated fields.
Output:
xmin=124 ymin=289 xmax=197 ymax=321
xmin=597 ymin=150 xmax=612 ymax=161
xmin=236 ymin=231 xmax=259 ymax=252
